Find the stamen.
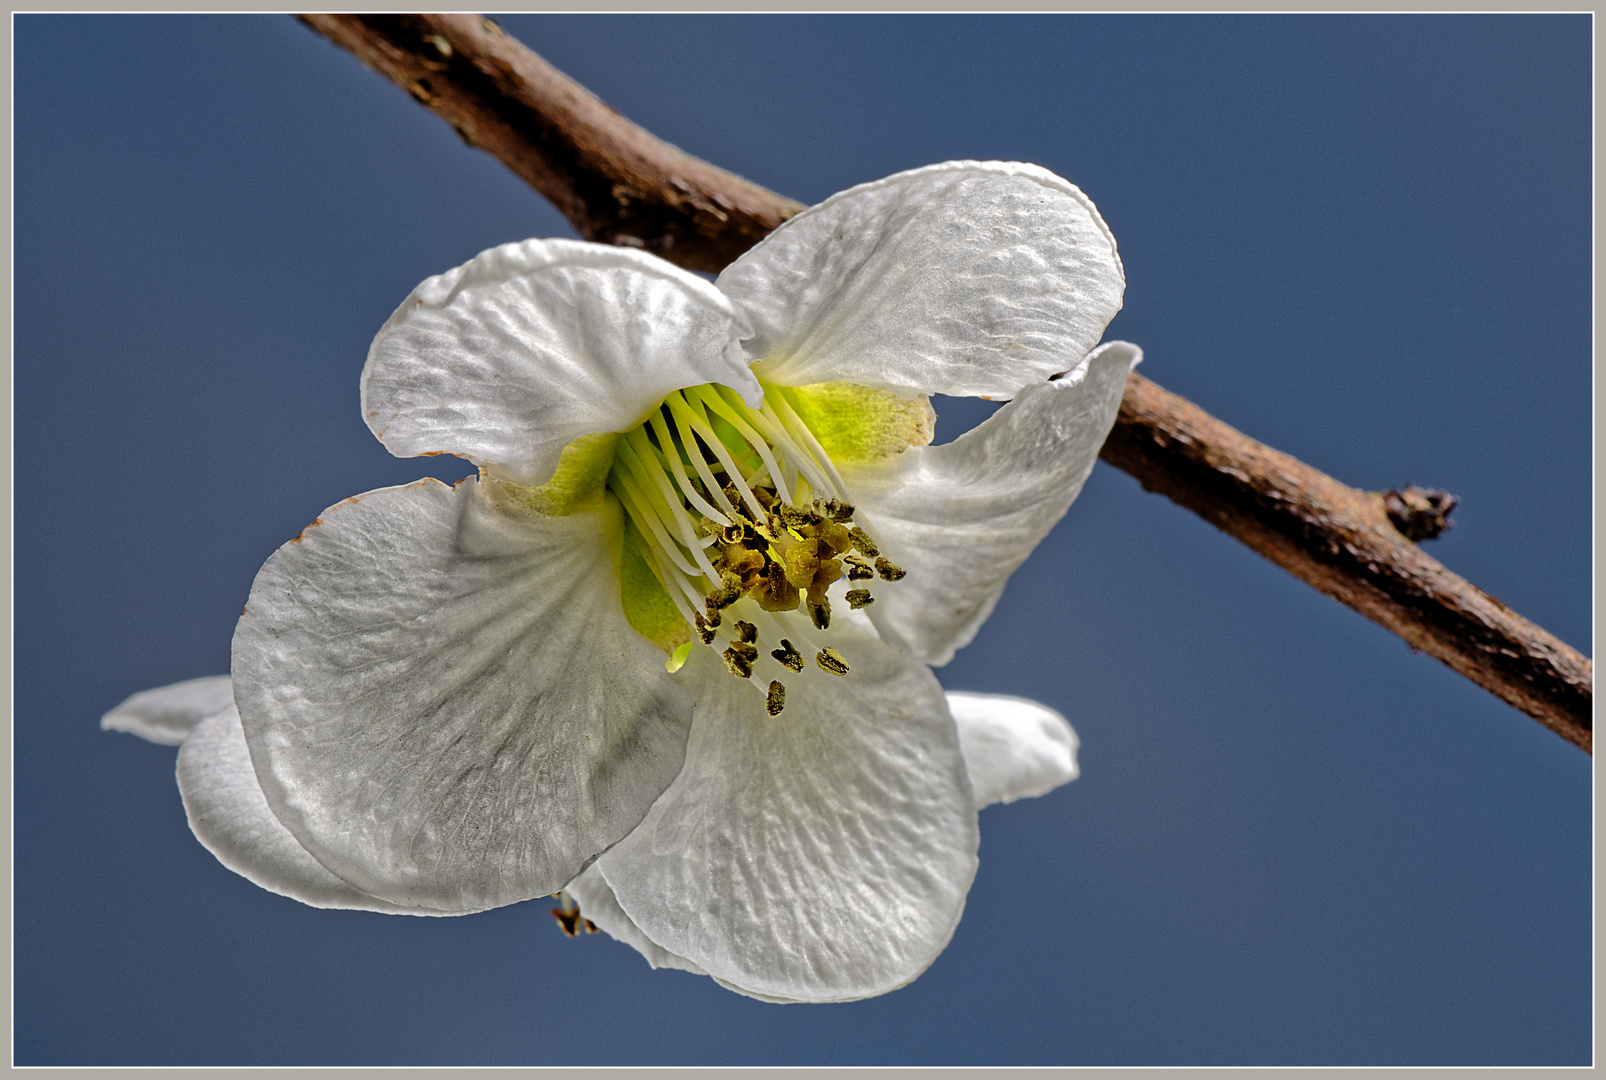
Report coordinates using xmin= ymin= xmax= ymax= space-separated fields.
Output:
xmin=764 ymin=388 xmax=853 ymax=501
xmin=754 ymin=395 xmax=835 ymax=500
xmin=693 ymin=612 xmax=717 ymax=645
xmin=808 ymin=597 xmax=831 ymax=631
xmin=664 ymin=392 xmax=766 ymax=518
xmin=733 ymin=620 xmax=758 ymax=644
xmin=618 ymin=433 xmax=721 ymax=581
xmin=766 ymin=681 xmax=786 ymax=716
xmin=815 ymin=647 xmax=850 ymax=676
xmin=770 ymin=638 xmax=805 ymax=672
xmin=723 ymin=641 xmax=758 ymax=679
xmin=845 ymin=589 xmax=874 ymax=609
xmin=647 ymin=411 xmax=730 ymax=526
xmin=848 ymin=527 xmax=879 ymax=558
xmin=844 ymin=555 xmax=875 ymax=581
xmin=610 ymin=457 xmax=700 ymax=577
xmin=665 ymin=400 xmax=737 ymax=518
xmin=874 ymin=557 xmax=906 ymax=581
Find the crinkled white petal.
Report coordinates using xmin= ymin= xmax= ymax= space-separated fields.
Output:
xmin=177 ymin=705 xmax=462 ymax=914
xmin=363 ymin=239 xmax=759 ymax=487
xmin=718 ymin=161 xmax=1124 ymax=400
xmin=848 ymin=341 xmax=1138 ymax=666
xmin=564 ymin=864 xmax=706 ymax=975
xmin=101 ymin=675 xmax=234 ymax=746
xmin=946 ymin=692 xmax=1079 ymax=809
xmin=231 ymin=476 xmax=695 ymax=913
xmin=597 ymin=637 xmax=979 ymax=1003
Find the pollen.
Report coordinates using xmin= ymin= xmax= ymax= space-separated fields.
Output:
xmin=771 ymin=638 xmax=805 ymax=672
xmin=815 ymin=647 xmax=850 ymax=676
xmin=723 ymin=641 xmax=758 ymax=679
xmin=734 ymin=620 xmax=758 ymax=644
xmin=874 ymin=557 xmax=906 ymax=581
xmin=845 ymin=588 xmax=874 ymax=609
xmin=766 ymin=680 xmax=786 ymax=715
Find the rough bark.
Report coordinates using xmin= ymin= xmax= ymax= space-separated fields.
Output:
xmin=1098 ymin=375 xmax=1591 ymax=752
xmin=298 ymin=13 xmax=1592 ymax=752
xmin=298 ymin=13 xmax=804 ymax=272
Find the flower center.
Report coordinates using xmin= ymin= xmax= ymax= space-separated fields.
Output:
xmin=604 ymin=382 xmax=906 ymax=714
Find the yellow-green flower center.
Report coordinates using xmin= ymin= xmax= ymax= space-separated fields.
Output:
xmin=605 ymin=381 xmax=918 ymax=714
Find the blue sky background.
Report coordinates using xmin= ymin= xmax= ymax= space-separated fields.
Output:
xmin=15 ymin=14 xmax=1591 ymax=1066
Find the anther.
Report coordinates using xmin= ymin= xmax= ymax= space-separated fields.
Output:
xmin=844 ymin=555 xmax=875 ymax=581
xmin=766 ymin=680 xmax=786 ymax=716
xmin=706 ymin=572 xmax=744 ymax=614
xmin=845 ymin=588 xmax=874 ymax=609
xmin=814 ymin=498 xmax=855 ymax=523
xmin=874 ymin=557 xmax=906 ymax=581
xmin=848 ymin=527 xmax=879 ymax=557
xmin=816 ymin=647 xmax=850 ymax=676
xmin=693 ymin=612 xmax=717 ymax=645
xmin=808 ymin=597 xmax=831 ymax=631
xmin=723 ymin=641 xmax=758 ymax=679
xmin=771 ymin=639 xmax=805 ymax=672
xmin=734 ymin=620 xmax=757 ymax=644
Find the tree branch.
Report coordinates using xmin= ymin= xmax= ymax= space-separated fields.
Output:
xmin=297 ymin=12 xmax=1591 ymax=752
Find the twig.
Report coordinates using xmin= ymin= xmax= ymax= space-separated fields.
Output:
xmin=296 ymin=14 xmax=802 ymax=272
xmin=297 ymin=13 xmax=1591 ymax=752
xmin=1100 ymin=375 xmax=1591 ymax=752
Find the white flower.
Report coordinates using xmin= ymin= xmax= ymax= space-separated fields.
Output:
xmin=105 ymin=161 xmax=1137 ymax=1003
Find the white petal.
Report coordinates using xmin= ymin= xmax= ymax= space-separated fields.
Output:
xmin=101 ymin=675 xmax=234 ymax=746
xmin=848 ymin=341 xmax=1137 ymax=666
xmin=363 ymin=239 xmax=760 ymax=487
xmin=231 ymin=476 xmax=695 ymax=912
xmin=564 ymin=864 xmax=707 ymax=975
xmin=946 ymin=692 xmax=1079 ymax=809
xmin=718 ymin=161 xmax=1124 ymax=400
xmin=597 ymin=637 xmax=979 ymax=1003
xmin=177 ymin=706 xmax=462 ymax=914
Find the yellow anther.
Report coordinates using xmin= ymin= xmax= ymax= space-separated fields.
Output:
xmin=816 ymin=647 xmax=850 ymax=676
xmin=844 ymin=555 xmax=875 ymax=581
xmin=751 ymin=561 xmax=801 ymax=612
xmin=706 ymin=572 xmax=744 ymax=614
xmin=766 ymin=681 xmax=787 ymax=716
xmin=816 ymin=521 xmax=852 ymax=556
xmin=874 ymin=557 xmax=906 ymax=582
xmin=693 ymin=612 xmax=717 ymax=644
xmin=814 ymin=498 xmax=855 ymax=523
xmin=771 ymin=639 xmax=805 ymax=672
xmin=723 ymin=641 xmax=758 ymax=679
xmin=734 ymin=620 xmax=757 ymax=644
xmin=848 ymin=527 xmax=879 ymax=557
xmin=807 ymin=597 xmax=831 ymax=631
xmin=845 ymin=588 xmax=874 ymax=609
xmin=783 ymin=539 xmax=822 ymax=589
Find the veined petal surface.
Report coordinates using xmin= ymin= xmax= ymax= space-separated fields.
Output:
xmin=718 ymin=161 xmax=1124 ymax=400
xmin=177 ymin=705 xmax=455 ymax=914
xmin=847 ymin=341 xmax=1137 ymax=666
xmin=946 ymin=692 xmax=1079 ymax=809
xmin=364 ymin=239 xmax=759 ymax=487
xmin=231 ymin=477 xmax=694 ymax=912
xmin=597 ymin=639 xmax=979 ymax=1003
xmin=101 ymin=675 xmax=234 ymax=745
xmin=565 ymin=865 xmax=706 ymax=975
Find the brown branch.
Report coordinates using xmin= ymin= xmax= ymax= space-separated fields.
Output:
xmin=1099 ymin=375 xmax=1591 ymax=752
xmin=296 ymin=13 xmax=803 ymax=273
xmin=297 ymin=13 xmax=1592 ymax=752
